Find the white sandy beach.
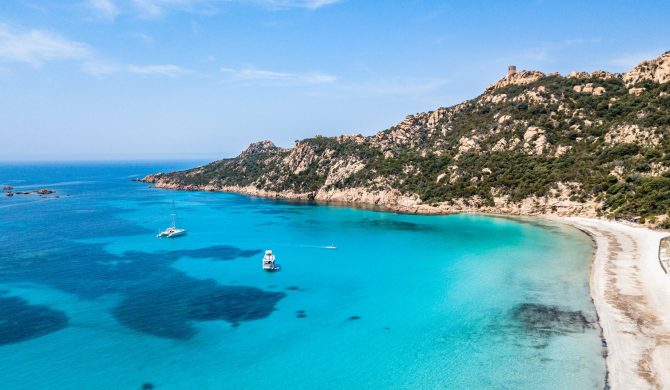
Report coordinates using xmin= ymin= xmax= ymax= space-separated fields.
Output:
xmin=552 ymin=217 xmax=670 ymax=389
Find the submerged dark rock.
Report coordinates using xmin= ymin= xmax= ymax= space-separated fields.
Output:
xmin=512 ymin=303 xmax=593 ymax=336
xmin=487 ymin=303 xmax=596 ymax=350
xmin=160 ymin=246 xmax=262 ymax=262
xmin=0 ymin=296 xmax=68 ymax=346
xmin=359 ymin=218 xmax=435 ymax=232
xmin=113 ymin=282 xmax=286 ymax=340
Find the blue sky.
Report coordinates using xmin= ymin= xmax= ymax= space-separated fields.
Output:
xmin=1 ymin=0 xmax=669 ymax=161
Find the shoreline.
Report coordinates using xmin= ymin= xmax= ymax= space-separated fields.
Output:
xmin=548 ymin=216 xmax=670 ymax=389
xmin=140 ymin=179 xmax=601 ymax=219
xmin=143 ymin=181 xmax=670 ymax=388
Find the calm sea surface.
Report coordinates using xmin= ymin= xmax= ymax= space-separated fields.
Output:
xmin=0 ymin=162 xmax=605 ymax=389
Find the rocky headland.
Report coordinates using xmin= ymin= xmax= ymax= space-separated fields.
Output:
xmin=142 ymin=51 xmax=670 ymax=226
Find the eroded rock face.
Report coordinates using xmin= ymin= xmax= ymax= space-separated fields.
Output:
xmin=568 ymin=70 xmax=619 ymax=80
xmin=623 ymin=51 xmax=670 ymax=86
xmin=240 ymin=140 xmax=279 ymax=157
xmin=605 ymin=124 xmax=662 ymax=146
xmin=283 ymin=142 xmax=318 ymax=175
xmin=573 ymin=83 xmax=606 ymax=95
xmin=323 ymin=159 xmax=366 ymax=187
xmin=486 ymin=70 xmax=546 ymax=91
xmin=523 ymin=126 xmax=547 ymax=155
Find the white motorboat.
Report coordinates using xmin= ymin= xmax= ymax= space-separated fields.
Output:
xmin=157 ymin=201 xmax=186 ymax=238
xmin=262 ymin=250 xmax=279 ymax=271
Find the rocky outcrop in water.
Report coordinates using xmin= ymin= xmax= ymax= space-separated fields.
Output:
xmin=2 ymin=188 xmax=57 ymax=197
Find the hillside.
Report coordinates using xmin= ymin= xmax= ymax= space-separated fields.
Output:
xmin=142 ymin=51 xmax=670 ymax=226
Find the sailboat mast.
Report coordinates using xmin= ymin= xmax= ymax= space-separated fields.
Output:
xmin=171 ymin=200 xmax=177 ymax=228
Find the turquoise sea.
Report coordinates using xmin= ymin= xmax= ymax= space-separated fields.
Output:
xmin=0 ymin=162 xmax=605 ymax=389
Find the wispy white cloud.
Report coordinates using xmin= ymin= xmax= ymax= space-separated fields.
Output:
xmin=247 ymin=0 xmax=344 ymax=10
xmin=500 ymin=37 xmax=602 ymax=66
xmin=131 ymin=0 xmax=221 ymax=18
xmin=348 ymin=78 xmax=450 ymax=97
xmin=519 ymin=47 xmax=550 ymax=62
xmin=561 ymin=37 xmax=601 ymax=46
xmin=130 ymin=32 xmax=155 ymax=44
xmin=86 ymin=0 xmax=119 ymax=20
xmin=221 ymin=66 xmax=337 ymax=84
xmin=0 ymin=23 xmax=189 ymax=77
xmin=0 ymin=23 xmax=90 ymax=66
xmin=23 ymin=2 xmax=50 ymax=14
xmin=131 ymin=0 xmax=165 ymax=18
xmin=83 ymin=61 xmax=190 ymax=76
xmin=112 ymin=0 xmax=343 ymax=19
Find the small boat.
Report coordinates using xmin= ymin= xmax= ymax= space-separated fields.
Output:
xmin=157 ymin=226 xmax=186 ymax=238
xmin=325 ymin=244 xmax=337 ymax=249
xmin=262 ymin=250 xmax=280 ymax=271
xmin=157 ymin=201 xmax=186 ymax=238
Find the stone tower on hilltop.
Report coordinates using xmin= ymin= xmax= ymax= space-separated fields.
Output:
xmin=508 ymin=65 xmax=517 ymax=76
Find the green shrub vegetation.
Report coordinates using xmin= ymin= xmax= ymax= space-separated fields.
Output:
xmin=156 ymin=73 xmax=670 ymax=223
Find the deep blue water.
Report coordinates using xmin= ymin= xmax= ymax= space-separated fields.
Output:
xmin=0 ymin=162 xmax=605 ymax=389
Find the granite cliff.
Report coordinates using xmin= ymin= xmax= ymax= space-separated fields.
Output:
xmin=142 ymin=51 xmax=670 ymax=226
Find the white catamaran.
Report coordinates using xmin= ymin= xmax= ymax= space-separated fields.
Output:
xmin=157 ymin=201 xmax=186 ymax=238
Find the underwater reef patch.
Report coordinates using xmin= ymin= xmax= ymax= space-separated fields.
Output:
xmin=485 ymin=303 xmax=595 ymax=350
xmin=1 ymin=235 xmax=279 ymax=339
xmin=0 ymin=296 xmax=68 ymax=346
xmin=357 ymin=218 xmax=437 ymax=233
xmin=113 ymin=279 xmax=286 ymax=339
xmin=512 ymin=303 xmax=593 ymax=336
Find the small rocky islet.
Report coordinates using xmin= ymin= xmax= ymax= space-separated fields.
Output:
xmin=3 ymin=187 xmax=56 ymax=197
